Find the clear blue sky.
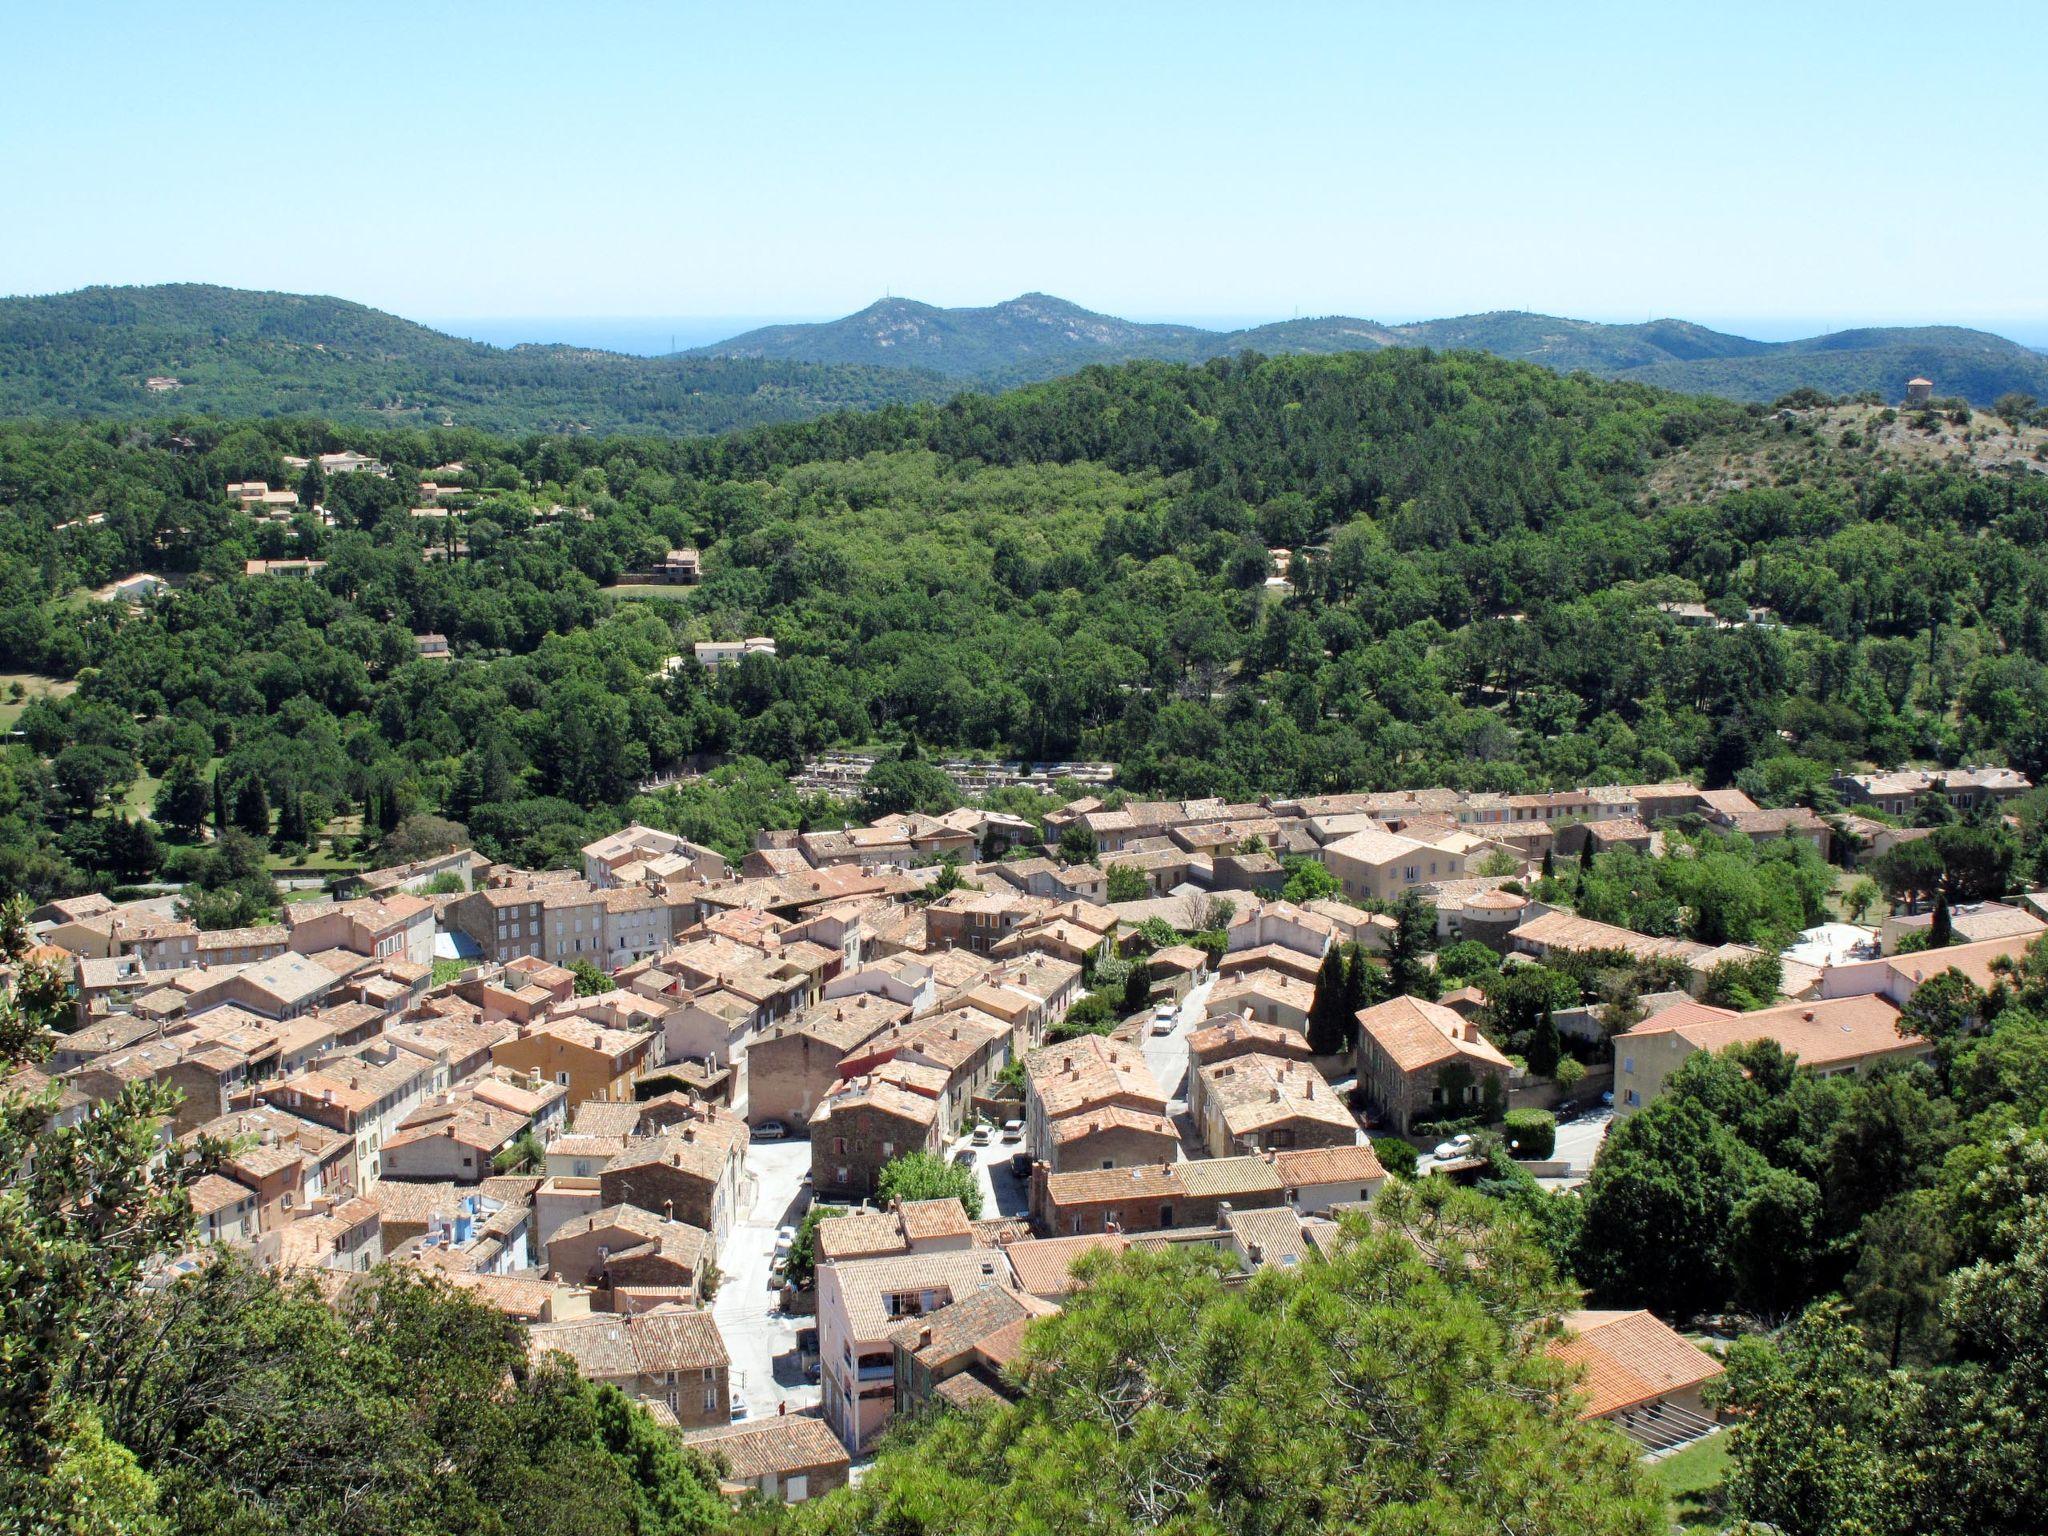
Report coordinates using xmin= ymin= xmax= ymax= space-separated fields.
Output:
xmin=5 ymin=1 xmax=2045 ymax=341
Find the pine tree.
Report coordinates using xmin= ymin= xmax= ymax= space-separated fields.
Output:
xmin=232 ymin=776 xmax=271 ymax=838
xmin=154 ymin=757 xmax=209 ymax=836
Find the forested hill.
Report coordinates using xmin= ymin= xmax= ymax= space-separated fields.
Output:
xmin=5 ymin=346 xmax=2048 ymax=894
xmin=695 ymin=293 xmax=2048 ymax=404
xmin=0 ymin=284 xmax=952 ymax=433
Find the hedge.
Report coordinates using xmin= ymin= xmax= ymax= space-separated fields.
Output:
xmin=1503 ymin=1108 xmax=1557 ymax=1160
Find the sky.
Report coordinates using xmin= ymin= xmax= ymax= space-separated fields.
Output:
xmin=5 ymin=1 xmax=2046 ymax=346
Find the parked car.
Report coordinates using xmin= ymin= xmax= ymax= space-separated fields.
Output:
xmin=1432 ymin=1142 xmax=1460 ymax=1161
xmin=951 ymin=1147 xmax=976 ymax=1168
xmin=970 ymin=1124 xmax=993 ymax=1146
xmin=730 ymin=1378 xmax=748 ymax=1420
xmin=751 ymin=1119 xmax=789 ymax=1141
xmin=1000 ymin=1119 xmax=1024 ymax=1143
xmin=773 ymin=1225 xmax=797 ymax=1255
xmin=1009 ymin=1150 xmax=1031 ymax=1179
xmin=1599 ymin=1090 xmax=1615 ymax=1108
xmin=1150 ymin=1012 xmax=1176 ymax=1035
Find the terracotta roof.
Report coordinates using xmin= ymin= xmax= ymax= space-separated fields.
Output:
xmin=530 ymin=1304 xmax=728 ymax=1377
xmin=1621 ymin=993 xmax=1923 ymax=1068
xmin=682 ymin=1413 xmax=849 ymax=1480
xmin=1024 ymin=1035 xmax=1166 ymax=1120
xmin=1551 ymin=1310 xmax=1724 ymax=1419
xmin=1356 ymin=994 xmax=1514 ymax=1074
xmin=1273 ymin=1143 xmax=1387 ymax=1188
xmin=1001 ymin=1232 xmax=1128 ymax=1297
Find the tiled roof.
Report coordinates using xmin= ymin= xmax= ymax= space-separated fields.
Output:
xmin=531 ymin=1305 xmax=728 ymax=1377
xmin=1622 ymin=994 xmax=1923 ymax=1068
xmin=1356 ymin=994 xmax=1514 ymax=1075
xmin=1551 ymin=1310 xmax=1723 ymax=1419
xmin=1001 ymin=1232 xmax=1127 ymax=1296
xmin=682 ymin=1413 xmax=849 ymax=1480
xmin=1273 ymin=1143 xmax=1386 ymax=1187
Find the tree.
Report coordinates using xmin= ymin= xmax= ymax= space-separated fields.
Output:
xmin=1996 ymin=392 xmax=2039 ymax=433
xmin=153 ymin=757 xmax=209 ymax=838
xmin=101 ymin=815 xmax=160 ymax=883
xmin=298 ymin=454 xmax=327 ymax=509
xmin=1716 ymin=1301 xmax=1905 ymax=1536
xmin=368 ymin=813 xmax=462 ymax=866
xmin=569 ymin=959 xmax=609 ymax=996
xmin=1929 ymin=892 xmax=1953 ymax=948
xmin=1104 ymin=863 xmax=1148 ymax=903
xmin=805 ymin=1189 xmax=1665 ymax=1536
xmin=1844 ymin=874 xmax=1881 ymax=923
xmin=1385 ymin=889 xmax=1438 ymax=1000
xmin=1057 ymin=821 xmax=1097 ymax=864
xmin=1280 ymin=856 xmax=1338 ymax=904
xmin=1526 ymin=1003 xmax=1563 ymax=1077
xmin=231 ymin=775 xmax=271 ymax=837
xmin=1120 ymin=962 xmax=1153 ymax=1016
xmin=1899 ymin=966 xmax=1986 ymax=1044
xmin=52 ymin=744 xmax=134 ymax=813
xmin=1541 ymin=848 xmax=1556 ymax=881
xmin=875 ymin=1150 xmax=982 ymax=1218
xmin=782 ymin=1202 xmax=849 ymax=1289
xmin=860 ymin=757 xmax=960 ymax=820
xmin=1306 ymin=945 xmax=1354 ymax=1056
xmin=1579 ymin=1096 xmax=1760 ymax=1318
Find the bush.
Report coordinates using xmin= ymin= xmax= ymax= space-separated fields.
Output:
xmin=1502 ymin=1108 xmax=1556 ymax=1160
xmin=1372 ymin=1137 xmax=1419 ymax=1177
xmin=1554 ymin=1055 xmax=1587 ymax=1090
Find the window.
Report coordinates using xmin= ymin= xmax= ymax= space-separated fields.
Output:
xmin=1158 ymin=1204 xmax=1174 ymax=1228
xmin=1621 ymin=1056 xmax=1634 ymax=1075
xmin=1625 ymin=1090 xmax=1640 ymax=1107
xmin=557 ymin=1071 xmax=571 ymax=1086
xmin=786 ymin=1475 xmax=809 ymax=1502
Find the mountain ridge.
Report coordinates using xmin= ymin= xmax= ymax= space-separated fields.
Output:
xmin=3 ymin=284 xmax=2045 ymax=425
xmin=693 ymin=294 xmax=2048 ymax=404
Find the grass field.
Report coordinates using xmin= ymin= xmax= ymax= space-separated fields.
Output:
xmin=601 ymin=583 xmax=696 ymax=602
xmin=0 ymin=673 xmax=78 ymax=732
xmin=1651 ymin=1431 xmax=1731 ymax=1532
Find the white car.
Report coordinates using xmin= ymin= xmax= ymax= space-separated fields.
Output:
xmin=970 ymin=1124 xmax=993 ymax=1147
xmin=751 ymin=1119 xmax=789 ymax=1141
xmin=730 ymin=1378 xmax=748 ymax=1420
xmin=773 ymin=1225 xmax=797 ymax=1255
xmin=1000 ymin=1119 xmax=1024 ymax=1143
xmin=1432 ymin=1142 xmax=1460 ymax=1161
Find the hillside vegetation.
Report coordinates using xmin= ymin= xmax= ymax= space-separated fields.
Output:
xmin=0 ymin=284 xmax=951 ymax=433
xmin=4 ymin=349 xmax=2048 ymax=898
xmin=695 ymin=292 xmax=2048 ymax=404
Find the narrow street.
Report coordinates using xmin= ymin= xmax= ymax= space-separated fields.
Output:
xmin=712 ymin=1138 xmax=818 ymax=1422
xmin=1141 ymin=972 xmax=1216 ymax=1157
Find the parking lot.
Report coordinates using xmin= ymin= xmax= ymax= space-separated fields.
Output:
xmin=949 ymin=1120 xmax=1031 ymax=1218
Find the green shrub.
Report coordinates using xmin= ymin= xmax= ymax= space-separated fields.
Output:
xmin=1502 ymin=1108 xmax=1556 ymax=1160
xmin=1372 ymin=1137 xmax=1419 ymax=1177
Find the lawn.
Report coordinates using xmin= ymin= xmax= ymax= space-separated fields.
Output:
xmin=1651 ymin=1430 xmax=1731 ymax=1532
xmin=0 ymin=672 xmax=78 ymax=732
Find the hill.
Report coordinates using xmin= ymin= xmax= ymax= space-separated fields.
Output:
xmin=0 ymin=284 xmax=951 ymax=434
xmin=696 ymin=295 xmax=2048 ymax=405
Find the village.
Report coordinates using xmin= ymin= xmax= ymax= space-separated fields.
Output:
xmin=8 ymin=761 xmax=2038 ymax=1505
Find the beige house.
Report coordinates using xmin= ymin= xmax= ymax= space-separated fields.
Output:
xmin=1319 ymin=826 xmax=1468 ymax=904
xmin=1191 ymin=1052 xmax=1358 ymax=1157
xmin=1353 ymin=994 xmax=1514 ymax=1135
xmin=1613 ymin=995 xmax=1928 ymax=1115
xmin=530 ymin=1305 xmax=730 ymax=1430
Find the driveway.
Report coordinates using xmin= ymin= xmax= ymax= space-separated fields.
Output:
xmin=947 ymin=1130 xmax=1031 ymax=1219
xmin=714 ymin=1136 xmax=820 ymax=1422
xmin=1552 ymin=1106 xmax=1614 ymax=1175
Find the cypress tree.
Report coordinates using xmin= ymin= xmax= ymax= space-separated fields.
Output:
xmin=1307 ymin=945 xmax=1353 ymax=1057
xmin=1929 ymin=893 xmax=1953 ymax=949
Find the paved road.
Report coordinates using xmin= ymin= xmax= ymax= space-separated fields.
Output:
xmin=1140 ymin=973 xmax=1217 ymax=1109
xmin=1552 ymin=1106 xmax=1614 ymax=1174
xmin=714 ymin=1137 xmax=820 ymax=1422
